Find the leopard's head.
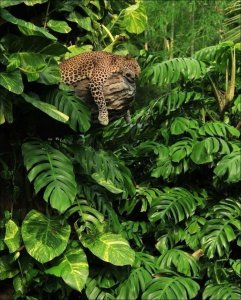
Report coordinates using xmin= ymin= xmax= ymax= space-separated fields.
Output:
xmin=124 ymin=55 xmax=141 ymax=78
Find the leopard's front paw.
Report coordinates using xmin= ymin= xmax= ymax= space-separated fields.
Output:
xmin=98 ymin=112 xmax=109 ymax=126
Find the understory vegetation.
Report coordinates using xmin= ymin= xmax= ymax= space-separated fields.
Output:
xmin=0 ymin=0 xmax=240 ymax=299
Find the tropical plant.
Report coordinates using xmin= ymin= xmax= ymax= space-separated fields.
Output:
xmin=0 ymin=0 xmax=240 ymax=299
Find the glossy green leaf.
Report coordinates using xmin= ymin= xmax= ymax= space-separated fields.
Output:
xmin=0 ymin=9 xmax=56 ymax=41
xmin=91 ymin=173 xmax=124 ymax=194
xmin=203 ymin=283 xmax=241 ymax=300
xmin=45 ymin=89 xmax=91 ymax=132
xmin=4 ymin=220 xmax=21 ymax=253
xmin=0 ymin=91 xmax=13 ymax=124
xmin=157 ymin=248 xmax=200 ymax=277
xmin=47 ymin=20 xmax=71 ymax=34
xmin=214 ymin=150 xmax=241 ymax=183
xmin=22 ymin=140 xmax=77 ymax=213
xmin=0 ymin=255 xmax=18 ymax=280
xmin=121 ymin=3 xmax=147 ymax=34
xmin=68 ymin=12 xmax=93 ymax=31
xmin=22 ymin=93 xmax=69 ymax=124
xmin=0 ymin=70 xmax=23 ymax=94
xmin=142 ymin=276 xmax=200 ymax=300
xmin=45 ymin=247 xmax=89 ymax=292
xmin=22 ymin=210 xmax=71 ymax=263
xmin=82 ymin=233 xmax=135 ymax=266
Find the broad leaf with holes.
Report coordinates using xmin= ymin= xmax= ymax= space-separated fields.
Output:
xmin=148 ymin=188 xmax=200 ymax=224
xmin=22 ymin=140 xmax=77 ymax=213
xmin=142 ymin=276 xmax=200 ymax=300
xmin=81 ymin=233 xmax=135 ymax=266
xmin=45 ymin=89 xmax=91 ymax=132
xmin=157 ymin=248 xmax=201 ymax=277
xmin=45 ymin=247 xmax=88 ymax=292
xmin=117 ymin=268 xmax=152 ymax=300
xmin=203 ymin=283 xmax=241 ymax=300
xmin=201 ymin=218 xmax=241 ymax=258
xmin=22 ymin=210 xmax=71 ymax=263
xmin=214 ymin=150 xmax=241 ymax=183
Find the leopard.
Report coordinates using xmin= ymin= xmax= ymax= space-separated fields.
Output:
xmin=60 ymin=51 xmax=141 ymax=126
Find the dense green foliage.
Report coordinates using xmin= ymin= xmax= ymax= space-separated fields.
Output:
xmin=0 ymin=0 xmax=240 ymax=299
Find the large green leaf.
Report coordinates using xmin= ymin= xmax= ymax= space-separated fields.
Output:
xmin=22 ymin=140 xmax=77 ymax=213
xmin=0 ymin=9 xmax=56 ymax=40
xmin=81 ymin=233 xmax=135 ymax=266
xmin=214 ymin=150 xmax=241 ymax=183
xmin=148 ymin=188 xmax=200 ymax=224
xmin=4 ymin=220 xmax=21 ymax=253
xmin=45 ymin=89 xmax=91 ymax=132
xmin=0 ymin=90 xmax=13 ymax=124
xmin=47 ymin=20 xmax=71 ymax=34
xmin=142 ymin=276 xmax=200 ymax=300
xmin=121 ymin=3 xmax=147 ymax=34
xmin=0 ymin=255 xmax=18 ymax=280
xmin=22 ymin=210 xmax=71 ymax=263
xmin=0 ymin=0 xmax=47 ymax=7
xmin=203 ymin=283 xmax=241 ymax=300
xmin=0 ymin=70 xmax=23 ymax=94
xmin=22 ymin=93 xmax=69 ymax=124
xmin=76 ymin=147 xmax=135 ymax=198
xmin=117 ymin=268 xmax=152 ymax=300
xmin=67 ymin=12 xmax=93 ymax=31
xmin=198 ymin=121 xmax=240 ymax=138
xmin=45 ymin=247 xmax=89 ymax=292
xmin=190 ymin=137 xmax=231 ymax=164
xmin=201 ymin=218 xmax=240 ymax=258
xmin=91 ymin=173 xmax=124 ymax=194
xmin=142 ymin=58 xmax=206 ymax=87
xmin=157 ymin=248 xmax=200 ymax=277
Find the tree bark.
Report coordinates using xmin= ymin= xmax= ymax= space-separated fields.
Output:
xmin=73 ymin=71 xmax=137 ymax=124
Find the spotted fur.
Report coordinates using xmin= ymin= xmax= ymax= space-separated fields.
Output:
xmin=60 ymin=51 xmax=141 ymax=125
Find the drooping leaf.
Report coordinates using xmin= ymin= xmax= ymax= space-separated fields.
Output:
xmin=22 ymin=140 xmax=77 ymax=213
xmin=81 ymin=233 xmax=135 ymax=266
xmin=0 ymin=90 xmax=13 ymax=124
xmin=4 ymin=220 xmax=21 ymax=253
xmin=22 ymin=210 xmax=71 ymax=263
xmin=22 ymin=93 xmax=69 ymax=124
xmin=47 ymin=20 xmax=71 ymax=33
xmin=0 ymin=70 xmax=23 ymax=94
xmin=45 ymin=247 xmax=89 ymax=292
xmin=0 ymin=9 xmax=56 ymax=40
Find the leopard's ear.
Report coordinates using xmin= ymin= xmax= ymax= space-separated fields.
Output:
xmin=125 ymin=54 xmax=132 ymax=59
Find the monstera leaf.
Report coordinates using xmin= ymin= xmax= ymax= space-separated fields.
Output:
xmin=22 ymin=140 xmax=77 ymax=213
xmin=142 ymin=276 xmax=200 ymax=300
